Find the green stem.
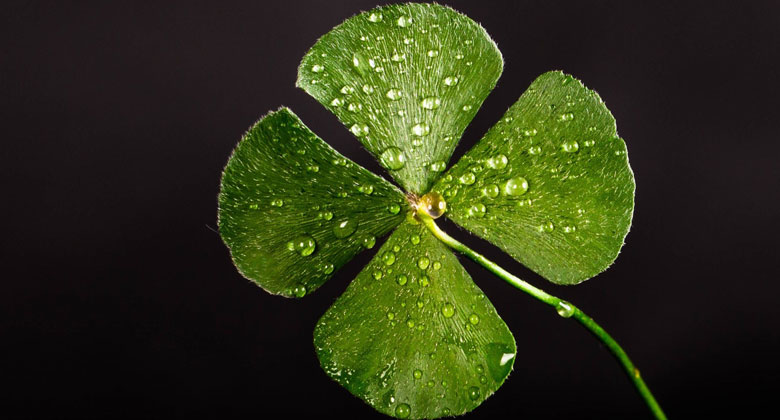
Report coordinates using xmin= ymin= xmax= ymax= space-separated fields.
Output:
xmin=418 ymin=212 xmax=667 ymax=420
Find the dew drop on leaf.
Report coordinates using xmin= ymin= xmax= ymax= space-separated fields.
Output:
xmin=367 ymin=12 xmax=383 ymax=22
xmin=468 ymin=386 xmax=481 ymax=401
xmin=362 ymin=236 xmax=376 ymax=249
xmin=410 ymin=234 xmax=420 ymax=245
xmin=417 ymin=257 xmax=430 ymax=270
xmin=396 ymin=274 xmax=408 ymax=286
xmin=396 ymin=16 xmax=412 ymax=27
xmin=441 ymin=303 xmax=455 ymax=318
xmin=387 ymin=203 xmax=401 ymax=214
xmin=292 ymin=283 xmax=307 ymax=297
xmin=459 ymin=172 xmax=476 ymax=185
xmin=413 ymin=369 xmax=422 ymax=379
xmin=485 ymin=343 xmax=516 ymax=382
xmin=420 ymin=96 xmax=441 ymax=110
xmin=482 ymin=184 xmax=499 ymax=198
xmin=443 ymin=76 xmax=459 ymax=86
xmin=349 ymin=123 xmax=369 ymax=137
xmin=468 ymin=203 xmax=486 ymax=218
xmin=561 ymin=139 xmax=579 ymax=153
xmin=469 ymin=313 xmax=480 ymax=325
xmin=411 ymin=122 xmax=431 ymax=136
xmin=383 ymin=251 xmax=396 ymax=266
xmin=333 ymin=219 xmax=358 ymax=238
xmin=486 ymin=154 xmax=508 ymax=169
xmin=503 ymin=177 xmax=529 ymax=196
xmin=386 ymin=88 xmax=403 ymax=100
xmin=291 ymin=235 xmax=316 ymax=256
xmin=395 ymin=403 xmax=411 ymax=419
xmin=556 ymin=301 xmax=575 ymax=318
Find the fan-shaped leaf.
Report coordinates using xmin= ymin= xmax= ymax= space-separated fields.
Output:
xmin=297 ymin=3 xmax=503 ymax=194
xmin=315 ymin=220 xmax=516 ymax=419
xmin=433 ymin=71 xmax=635 ymax=285
xmin=219 ymin=108 xmax=406 ymax=297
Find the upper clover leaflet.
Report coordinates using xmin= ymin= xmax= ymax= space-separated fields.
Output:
xmin=218 ymin=3 xmax=636 ymax=419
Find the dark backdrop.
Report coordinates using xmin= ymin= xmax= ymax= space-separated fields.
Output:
xmin=3 ymin=1 xmax=779 ymax=418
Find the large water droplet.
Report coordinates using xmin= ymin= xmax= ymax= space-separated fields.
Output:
xmin=483 ymin=184 xmax=499 ymax=198
xmin=417 ymin=257 xmax=430 ymax=270
xmin=459 ymin=172 xmax=476 ymax=185
xmin=413 ymin=369 xmax=422 ymax=379
xmin=469 ymin=203 xmax=486 ymax=218
xmin=419 ymin=191 xmax=446 ymax=218
xmin=469 ymin=313 xmax=480 ymax=325
xmin=538 ymin=221 xmax=555 ymax=233
xmin=411 ymin=123 xmax=430 ymax=137
xmin=291 ymin=235 xmax=316 ymax=256
xmin=396 ymin=274 xmax=408 ymax=286
xmin=427 ymin=49 xmax=439 ymax=57
xmin=556 ymin=301 xmax=575 ymax=318
xmin=429 ymin=161 xmax=446 ymax=172
xmin=362 ymin=84 xmax=374 ymax=94
xmin=503 ymin=177 xmax=529 ymax=196
xmin=333 ymin=219 xmax=357 ymax=238
xmin=362 ymin=236 xmax=376 ymax=249
xmin=379 ymin=147 xmax=406 ymax=170
xmin=443 ymin=76 xmax=459 ymax=86
xmin=383 ymin=252 xmax=396 ymax=266
xmin=395 ymin=403 xmax=411 ymax=419
xmin=292 ymin=283 xmax=307 ymax=297
xmin=420 ymin=97 xmax=441 ymax=110
xmin=468 ymin=386 xmax=481 ymax=401
xmin=350 ymin=123 xmax=369 ymax=137
xmin=561 ymin=139 xmax=579 ymax=153
xmin=311 ymin=64 xmax=324 ymax=73
xmin=396 ymin=16 xmax=412 ymax=27
xmin=386 ymin=88 xmax=403 ymax=101
xmin=486 ymin=154 xmax=508 ymax=169
xmin=410 ymin=234 xmax=420 ymax=245
xmin=441 ymin=303 xmax=455 ymax=318
xmin=387 ymin=203 xmax=401 ymax=214
xmin=485 ymin=342 xmax=516 ymax=381
xmin=367 ymin=11 xmax=383 ymax=22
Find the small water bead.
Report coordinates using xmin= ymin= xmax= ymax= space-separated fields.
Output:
xmin=433 ymin=261 xmax=441 ymax=270
xmin=468 ymin=386 xmax=481 ymax=401
xmin=523 ymin=128 xmax=538 ymax=137
xmin=406 ymin=319 xmax=415 ymax=328
xmin=483 ymin=184 xmax=499 ymax=198
xmin=562 ymin=225 xmax=577 ymax=233
xmin=332 ymin=219 xmax=357 ymax=238
xmin=347 ymin=103 xmax=362 ymax=113
xmin=403 ymin=37 xmax=414 ymax=45
xmin=410 ymin=234 xmax=421 ymax=245
xmin=330 ymin=97 xmax=343 ymax=107
xmin=420 ymin=276 xmax=430 ymax=287
xmin=396 ymin=16 xmax=412 ymax=27
xmin=291 ymin=235 xmax=316 ymax=256
xmin=427 ymin=49 xmax=439 ymax=57
xmin=386 ymin=88 xmax=403 ymax=100
xmin=528 ymin=145 xmax=542 ymax=155
xmin=416 ymin=299 xmax=424 ymax=309
xmin=396 ymin=274 xmax=408 ymax=286
xmin=270 ymin=198 xmax=284 ymax=207
xmin=427 ymin=380 xmax=435 ymax=387
xmin=486 ymin=154 xmax=508 ymax=169
xmin=556 ymin=301 xmax=575 ymax=318
xmin=379 ymin=147 xmax=406 ymax=171
xmin=561 ymin=139 xmax=579 ymax=153
xmin=292 ymin=284 xmax=307 ymax=297
xmin=428 ymin=161 xmax=446 ymax=172
xmin=387 ymin=311 xmax=395 ymax=320
xmin=583 ymin=139 xmax=596 ymax=147
xmin=362 ymin=84 xmax=374 ymax=94
xmin=248 ymin=203 xmax=258 ymax=210
xmin=538 ymin=221 xmax=555 ymax=233
xmin=419 ymin=191 xmax=446 ymax=218
xmin=395 ymin=403 xmax=411 ymax=419
xmin=320 ymin=262 xmax=335 ymax=274
xmin=391 ymin=52 xmax=406 ymax=62
xmin=420 ymin=97 xmax=441 ymax=110
xmin=318 ymin=211 xmax=333 ymax=220
xmin=340 ymin=85 xmax=354 ymax=95
xmin=306 ymin=164 xmax=319 ymax=173
xmin=479 ymin=375 xmax=488 ymax=385
xmin=373 ymin=270 xmax=383 ymax=280
xmin=417 ymin=257 xmax=430 ymax=270
xmin=413 ymin=369 xmax=422 ymax=379
xmin=503 ymin=177 xmax=529 ymax=196
xmin=383 ymin=252 xmax=396 ymax=266
xmin=459 ymin=172 xmax=476 ymax=185
xmin=441 ymin=303 xmax=455 ymax=318
xmin=469 ymin=203 xmax=486 ymax=218
xmin=367 ymin=11 xmax=383 ymax=22
xmin=462 ymin=104 xmax=473 ymax=112
xmin=387 ymin=203 xmax=401 ymax=215
xmin=393 ymin=245 xmax=400 ymax=252
xmin=358 ymin=184 xmax=374 ymax=195
xmin=469 ymin=313 xmax=480 ymax=325
xmin=559 ymin=112 xmax=575 ymax=122
xmin=443 ymin=76 xmax=459 ymax=86
xmin=350 ymin=123 xmax=369 ymax=137
xmin=411 ymin=138 xmax=423 ymax=147
xmin=476 ymin=365 xmax=484 ymax=374
xmin=362 ymin=236 xmax=376 ymax=249
xmin=411 ymin=122 xmax=430 ymax=136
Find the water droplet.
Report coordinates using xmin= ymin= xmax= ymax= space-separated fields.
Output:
xmin=562 ymin=225 xmax=576 ymax=233
xmin=388 ymin=203 xmax=401 ymax=214
xmin=387 ymin=311 xmax=395 ymax=320
xmin=311 ymin=64 xmax=324 ymax=73
xmin=462 ymin=104 xmax=473 ymax=112
xmin=270 ymin=198 xmax=284 ymax=207
xmin=468 ymin=386 xmax=481 ymax=401
xmin=361 ymin=84 xmax=374 ymax=94
xmin=292 ymin=283 xmax=307 ymax=297
xmin=559 ymin=112 xmax=575 ymax=122
xmin=373 ymin=270 xmax=383 ymax=280
xmin=538 ymin=221 xmax=555 ymax=233
xmin=459 ymin=172 xmax=476 ymax=185
xmin=483 ymin=184 xmax=499 ymax=198
xmin=330 ymin=97 xmax=343 ymax=107
xmin=306 ymin=164 xmax=319 ymax=173
xmin=469 ymin=313 xmax=480 ymax=325
xmin=291 ymin=235 xmax=316 ymax=256
xmin=427 ymin=380 xmax=435 ymax=387
xmin=443 ymin=408 xmax=451 ymax=415
xmin=417 ymin=257 xmax=430 ymax=270
xmin=358 ymin=184 xmax=374 ymax=195
xmin=386 ymin=88 xmax=403 ymax=101
xmin=427 ymin=49 xmax=439 ymax=57
xmin=333 ymin=219 xmax=357 ymax=238
xmin=406 ymin=318 xmax=415 ymax=328
xmin=410 ymin=235 xmax=420 ymax=245
xmin=395 ymin=403 xmax=411 ymax=419
xmin=419 ymin=191 xmax=446 ymax=218
xmin=444 ymin=76 xmax=459 ymax=86
xmin=486 ymin=154 xmax=508 ymax=169
xmin=391 ymin=52 xmax=406 ymax=62
xmin=396 ymin=16 xmax=412 ymax=27
xmin=476 ymin=365 xmax=484 ymax=374
xmin=528 ymin=145 xmax=542 ymax=155
xmin=583 ymin=139 xmax=595 ymax=147
xmin=367 ymin=12 xmax=383 ymax=22
xmin=503 ymin=177 xmax=529 ymax=196
xmin=411 ymin=122 xmax=430 ymax=136
xmin=479 ymin=375 xmax=488 ymax=384
xmin=420 ymin=97 xmax=441 ymax=110
xmin=469 ymin=203 xmax=486 ymax=218
xmin=376 ymin=147 xmax=407 ymax=171
xmin=428 ymin=161 xmax=446 ymax=172
xmin=383 ymin=252 xmax=396 ymax=266
xmin=396 ymin=274 xmax=408 ymax=286
xmin=340 ymin=85 xmax=354 ymax=95
xmin=442 ymin=303 xmax=455 ymax=318
xmin=350 ymin=123 xmax=369 ymax=137
xmin=556 ymin=301 xmax=575 ymax=318
xmin=362 ymin=236 xmax=376 ymax=249
xmin=433 ymin=261 xmax=441 ymax=270
xmin=413 ymin=369 xmax=422 ymax=379
xmin=485 ymin=343 xmax=516 ymax=381
xmin=561 ymin=139 xmax=579 ymax=153
xmin=320 ymin=262 xmax=334 ymax=274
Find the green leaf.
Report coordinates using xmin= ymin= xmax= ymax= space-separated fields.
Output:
xmin=314 ymin=220 xmax=516 ymax=419
xmin=297 ymin=3 xmax=503 ymax=195
xmin=218 ymin=108 xmax=406 ymax=297
xmin=433 ymin=71 xmax=635 ymax=285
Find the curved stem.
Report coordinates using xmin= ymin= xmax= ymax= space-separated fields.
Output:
xmin=418 ymin=213 xmax=667 ymax=420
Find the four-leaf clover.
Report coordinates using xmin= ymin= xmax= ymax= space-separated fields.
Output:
xmin=219 ymin=3 xmax=634 ymax=419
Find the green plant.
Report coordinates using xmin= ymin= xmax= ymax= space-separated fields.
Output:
xmin=218 ymin=3 xmax=665 ymax=419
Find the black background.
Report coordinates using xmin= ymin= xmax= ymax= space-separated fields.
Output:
xmin=3 ymin=1 xmax=779 ymax=418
